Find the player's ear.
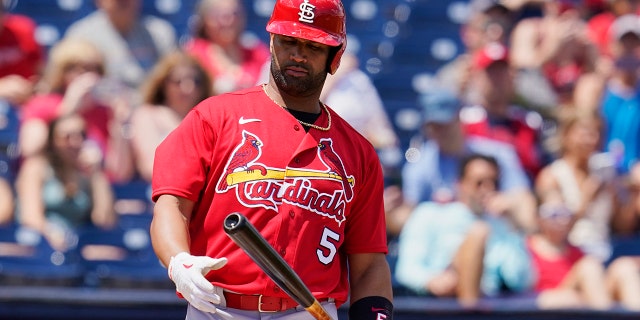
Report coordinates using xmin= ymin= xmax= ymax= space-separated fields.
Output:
xmin=269 ymin=34 xmax=275 ymax=54
xmin=326 ymin=46 xmax=340 ymax=74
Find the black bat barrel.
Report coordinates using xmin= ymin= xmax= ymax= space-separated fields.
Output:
xmin=223 ymin=212 xmax=316 ymax=307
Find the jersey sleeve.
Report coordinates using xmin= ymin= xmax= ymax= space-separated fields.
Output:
xmin=151 ymin=108 xmax=216 ymax=202
xmin=342 ymin=150 xmax=388 ymax=255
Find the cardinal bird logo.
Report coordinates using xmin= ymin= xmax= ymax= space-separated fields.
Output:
xmin=317 ymin=138 xmax=354 ymax=201
xmin=218 ymin=131 xmax=267 ymax=191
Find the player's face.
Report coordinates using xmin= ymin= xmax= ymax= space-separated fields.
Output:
xmin=270 ymin=34 xmax=330 ymax=97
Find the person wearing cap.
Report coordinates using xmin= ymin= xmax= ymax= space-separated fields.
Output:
xmin=599 ymin=13 xmax=640 ymax=174
xmin=395 ymin=153 xmax=533 ymax=307
xmin=587 ymin=0 xmax=640 ymax=58
xmin=435 ymin=0 xmax=514 ymax=103
xmin=385 ymin=89 xmax=537 ymax=238
xmin=462 ymin=41 xmax=546 ymax=181
xmin=149 ymin=0 xmax=393 ymax=319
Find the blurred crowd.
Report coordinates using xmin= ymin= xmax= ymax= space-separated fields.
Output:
xmin=0 ymin=0 xmax=640 ymax=314
xmin=387 ymin=0 xmax=640 ymax=312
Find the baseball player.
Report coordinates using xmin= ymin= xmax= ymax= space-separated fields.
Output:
xmin=150 ymin=0 xmax=394 ymax=319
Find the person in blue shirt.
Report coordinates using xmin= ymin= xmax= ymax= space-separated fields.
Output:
xmin=385 ymin=90 xmax=537 ymax=236
xmin=600 ymin=14 xmax=640 ymax=174
xmin=395 ymin=154 xmax=533 ymax=307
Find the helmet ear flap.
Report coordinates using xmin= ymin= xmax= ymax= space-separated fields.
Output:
xmin=328 ymin=43 xmax=345 ymax=74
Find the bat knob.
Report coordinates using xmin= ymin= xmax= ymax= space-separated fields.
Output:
xmin=223 ymin=212 xmax=245 ymax=234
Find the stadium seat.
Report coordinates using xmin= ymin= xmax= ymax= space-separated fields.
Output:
xmin=0 ymin=223 xmax=84 ymax=286
xmin=76 ymin=225 xmax=172 ymax=289
xmin=112 ymin=179 xmax=152 ymax=216
xmin=607 ymin=235 xmax=640 ymax=266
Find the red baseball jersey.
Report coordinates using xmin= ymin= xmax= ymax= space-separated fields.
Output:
xmin=152 ymin=86 xmax=388 ymax=307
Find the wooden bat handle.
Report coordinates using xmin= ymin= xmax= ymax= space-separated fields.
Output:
xmin=223 ymin=213 xmax=333 ymax=320
xmin=307 ymin=300 xmax=333 ymax=320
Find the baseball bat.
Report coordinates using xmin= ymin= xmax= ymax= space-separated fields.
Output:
xmin=223 ymin=212 xmax=333 ymax=320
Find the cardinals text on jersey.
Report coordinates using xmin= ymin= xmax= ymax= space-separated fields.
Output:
xmin=216 ymin=130 xmax=354 ymax=225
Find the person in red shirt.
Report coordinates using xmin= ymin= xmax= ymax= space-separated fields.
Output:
xmin=528 ymin=198 xmax=640 ymax=310
xmin=0 ymin=4 xmax=45 ymax=224
xmin=527 ymin=200 xmax=609 ymax=309
xmin=150 ymin=0 xmax=393 ymax=319
xmin=19 ymin=38 xmax=134 ymax=183
xmin=461 ymin=42 xmax=544 ymax=181
xmin=184 ymin=0 xmax=269 ymax=94
xmin=0 ymin=4 xmax=43 ymax=106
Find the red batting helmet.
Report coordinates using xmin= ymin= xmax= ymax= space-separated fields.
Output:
xmin=266 ymin=0 xmax=347 ymax=74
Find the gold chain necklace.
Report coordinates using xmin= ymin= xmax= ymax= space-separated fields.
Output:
xmin=261 ymin=83 xmax=331 ymax=131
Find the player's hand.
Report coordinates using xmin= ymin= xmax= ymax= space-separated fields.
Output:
xmin=168 ymin=252 xmax=228 ymax=313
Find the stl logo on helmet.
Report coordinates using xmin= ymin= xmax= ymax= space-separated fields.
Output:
xmin=298 ymin=0 xmax=316 ymax=23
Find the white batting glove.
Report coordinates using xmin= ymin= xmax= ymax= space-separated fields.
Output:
xmin=168 ymin=252 xmax=228 ymax=313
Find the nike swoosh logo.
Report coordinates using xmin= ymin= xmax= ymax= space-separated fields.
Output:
xmin=239 ymin=117 xmax=261 ymax=124
xmin=371 ymin=307 xmax=386 ymax=312
xmin=182 ymin=264 xmax=193 ymax=269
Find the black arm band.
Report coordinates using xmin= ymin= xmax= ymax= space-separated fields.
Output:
xmin=348 ymin=296 xmax=393 ymax=320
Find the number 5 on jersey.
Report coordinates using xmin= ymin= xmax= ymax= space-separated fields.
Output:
xmin=317 ymin=227 xmax=340 ymax=265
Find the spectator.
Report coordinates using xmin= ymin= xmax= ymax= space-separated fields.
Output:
xmin=19 ymin=38 xmax=135 ymax=183
xmin=395 ymin=154 xmax=533 ymax=307
xmin=509 ymin=0 xmax=598 ymax=107
xmin=320 ymin=52 xmax=401 ymax=173
xmin=587 ymin=0 xmax=640 ymax=59
xmin=436 ymin=0 xmax=514 ymax=102
xmin=536 ymin=107 xmax=640 ymax=311
xmin=462 ymin=42 xmax=545 ymax=180
xmin=64 ymin=0 xmax=177 ymax=89
xmin=15 ymin=114 xmax=117 ymax=252
xmin=0 ymin=3 xmax=47 ymax=226
xmin=531 ymin=195 xmax=640 ymax=311
xmin=129 ymin=50 xmax=214 ymax=182
xmin=0 ymin=3 xmax=43 ymax=106
xmin=535 ymin=108 xmax=619 ymax=262
xmin=528 ymin=199 xmax=614 ymax=310
xmin=185 ymin=0 xmax=269 ymax=94
xmin=600 ymin=14 xmax=640 ymax=174
xmin=386 ymin=89 xmax=536 ymax=237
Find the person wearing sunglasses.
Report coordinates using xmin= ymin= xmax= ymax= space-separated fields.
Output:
xmin=395 ymin=153 xmax=533 ymax=307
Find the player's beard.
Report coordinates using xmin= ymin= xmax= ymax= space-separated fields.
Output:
xmin=270 ymin=56 xmax=327 ymax=97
